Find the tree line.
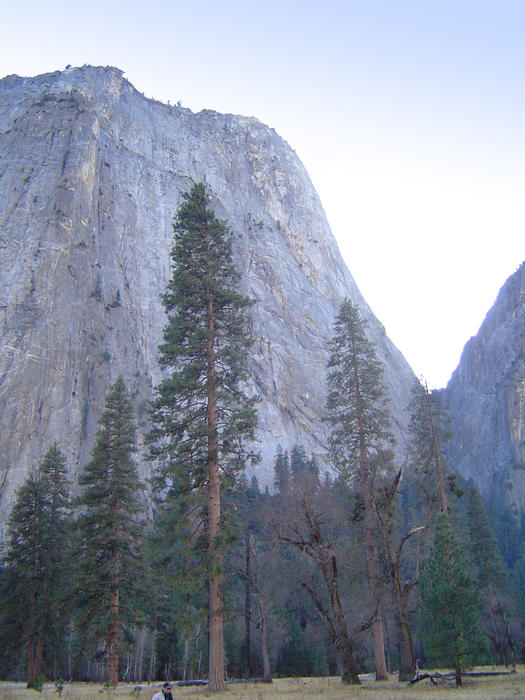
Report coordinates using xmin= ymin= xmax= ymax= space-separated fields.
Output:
xmin=1 ymin=183 xmax=524 ymax=690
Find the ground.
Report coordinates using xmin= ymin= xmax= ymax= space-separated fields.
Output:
xmin=1 ymin=667 xmax=525 ymax=700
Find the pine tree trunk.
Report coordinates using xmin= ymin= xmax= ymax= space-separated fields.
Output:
xmin=372 ymin=602 xmax=388 ymax=680
xmin=148 ymin=629 xmax=156 ymax=683
xmin=26 ymin=565 xmax=38 ymax=688
xmin=429 ymin=393 xmax=448 ymax=513
xmin=455 ymin=664 xmax=462 ymax=686
xmin=33 ymin=567 xmax=50 ymax=685
xmin=244 ymin=533 xmax=252 ymax=680
xmin=255 ymin=588 xmax=272 ymax=682
xmin=208 ymin=462 xmax=226 ymax=690
xmin=108 ymin=551 xmax=120 ymax=686
xmin=206 ymin=246 xmax=227 ymax=692
xmin=353 ymin=342 xmax=388 ymax=682
xmin=364 ymin=495 xmax=388 ymax=680
xmin=261 ymin=613 xmax=272 ymax=682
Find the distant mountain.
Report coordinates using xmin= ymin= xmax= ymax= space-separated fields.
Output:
xmin=0 ymin=66 xmax=415 ymax=524
xmin=442 ymin=262 xmax=525 ymax=514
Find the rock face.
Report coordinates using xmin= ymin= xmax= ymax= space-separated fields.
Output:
xmin=442 ymin=262 xmax=525 ymax=514
xmin=0 ymin=65 xmax=415 ymax=525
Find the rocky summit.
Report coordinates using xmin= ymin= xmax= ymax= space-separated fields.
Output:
xmin=0 ymin=65 xmax=415 ymax=523
xmin=442 ymin=262 xmax=525 ymax=515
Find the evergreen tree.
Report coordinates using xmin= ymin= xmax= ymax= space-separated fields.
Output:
xmin=325 ymin=298 xmax=392 ymax=680
xmin=0 ymin=444 xmax=71 ymax=687
xmin=149 ymin=182 xmax=258 ymax=691
xmin=273 ymin=447 xmax=290 ymax=493
xmin=420 ymin=512 xmax=488 ymax=686
xmin=467 ymin=485 xmax=514 ymax=663
xmin=407 ymin=379 xmax=449 ymax=514
xmin=467 ymin=485 xmax=507 ymax=595
xmin=290 ymin=445 xmax=308 ymax=480
xmin=75 ymin=377 xmax=143 ymax=687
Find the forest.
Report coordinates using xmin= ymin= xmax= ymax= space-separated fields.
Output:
xmin=1 ymin=184 xmax=524 ymax=692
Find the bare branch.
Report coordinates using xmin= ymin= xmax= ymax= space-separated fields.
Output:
xmin=301 ymin=581 xmax=337 ymax=644
xmin=396 ymin=525 xmax=425 ymax=570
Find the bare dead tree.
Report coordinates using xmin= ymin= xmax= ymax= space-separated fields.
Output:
xmin=278 ymin=493 xmax=362 ymax=684
xmin=371 ymin=466 xmax=425 ymax=681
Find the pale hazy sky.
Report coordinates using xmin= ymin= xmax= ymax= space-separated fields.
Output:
xmin=1 ymin=1 xmax=523 ymax=388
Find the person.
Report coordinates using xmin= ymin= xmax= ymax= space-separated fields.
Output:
xmin=152 ymin=681 xmax=174 ymax=700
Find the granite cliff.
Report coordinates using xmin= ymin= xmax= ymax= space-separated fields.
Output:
xmin=0 ymin=65 xmax=415 ymax=525
xmin=442 ymin=262 xmax=525 ymax=514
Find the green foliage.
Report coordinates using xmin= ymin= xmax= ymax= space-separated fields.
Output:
xmin=275 ymin=616 xmax=315 ymax=677
xmin=420 ymin=513 xmax=489 ymax=676
xmin=75 ymin=377 xmax=144 ymax=668
xmin=0 ymin=444 xmax=71 ymax=684
xmin=407 ymin=379 xmax=451 ymax=513
xmin=149 ymin=183 xmax=258 ymax=688
xmin=325 ymin=299 xmax=393 ymax=481
xmin=290 ymin=444 xmax=319 ymax=482
xmin=150 ymin=182 xmax=259 ymax=492
xmin=273 ymin=447 xmax=290 ymax=493
xmin=467 ymin=485 xmax=508 ymax=591
xmin=149 ymin=182 xmax=258 ymax=585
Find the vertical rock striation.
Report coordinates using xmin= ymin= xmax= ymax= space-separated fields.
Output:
xmin=442 ymin=262 xmax=525 ymax=514
xmin=0 ymin=66 xmax=415 ymax=523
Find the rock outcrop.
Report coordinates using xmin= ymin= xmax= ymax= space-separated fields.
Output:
xmin=0 ymin=65 xmax=415 ymax=524
xmin=442 ymin=262 xmax=525 ymax=514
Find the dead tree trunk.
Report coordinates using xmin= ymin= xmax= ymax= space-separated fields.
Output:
xmin=282 ymin=498 xmax=361 ymax=685
xmin=371 ymin=469 xmax=425 ymax=682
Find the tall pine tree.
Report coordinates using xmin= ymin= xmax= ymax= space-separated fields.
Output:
xmin=149 ymin=182 xmax=258 ymax=691
xmin=325 ymin=298 xmax=392 ymax=680
xmin=75 ymin=377 xmax=143 ymax=687
xmin=407 ymin=379 xmax=449 ymax=514
xmin=0 ymin=444 xmax=71 ymax=687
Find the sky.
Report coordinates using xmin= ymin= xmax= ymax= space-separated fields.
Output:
xmin=1 ymin=0 xmax=523 ymax=388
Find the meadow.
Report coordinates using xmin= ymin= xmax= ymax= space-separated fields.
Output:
xmin=2 ymin=668 xmax=525 ymax=700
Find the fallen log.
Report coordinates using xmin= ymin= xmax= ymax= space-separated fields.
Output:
xmin=175 ymin=680 xmax=208 ymax=686
xmin=410 ymin=668 xmax=516 ymax=685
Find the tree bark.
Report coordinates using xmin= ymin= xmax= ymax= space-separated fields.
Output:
xmin=208 ymin=473 xmax=226 ymax=690
xmin=297 ymin=503 xmax=361 ymax=686
xmin=429 ymin=397 xmax=448 ymax=514
xmin=108 ymin=554 xmax=120 ymax=686
xmin=261 ymin=613 xmax=272 ymax=682
xmin=250 ymin=537 xmax=272 ymax=682
xmin=206 ymin=245 xmax=227 ymax=692
xmin=33 ymin=566 xmax=50 ymax=685
xmin=26 ymin=559 xmax=38 ymax=688
xmin=396 ymin=605 xmax=415 ymax=681
xmin=455 ymin=664 xmax=462 ymax=687
xmin=364 ymin=490 xmax=388 ymax=680
xmin=351 ymin=331 xmax=388 ymax=682
xmin=244 ymin=532 xmax=252 ymax=680
xmin=371 ymin=472 xmax=424 ymax=682
xmin=339 ymin=641 xmax=361 ymax=685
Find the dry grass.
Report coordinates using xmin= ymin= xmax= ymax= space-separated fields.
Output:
xmin=1 ymin=668 xmax=525 ymax=700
